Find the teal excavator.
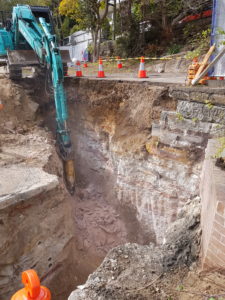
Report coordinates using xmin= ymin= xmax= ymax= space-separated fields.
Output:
xmin=0 ymin=5 xmax=75 ymax=194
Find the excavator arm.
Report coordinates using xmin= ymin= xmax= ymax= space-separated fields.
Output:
xmin=10 ymin=5 xmax=75 ymax=193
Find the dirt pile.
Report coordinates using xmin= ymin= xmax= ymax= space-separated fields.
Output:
xmin=69 ymin=197 xmax=201 ymax=299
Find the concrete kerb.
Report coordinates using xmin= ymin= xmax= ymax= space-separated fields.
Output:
xmin=0 ymin=166 xmax=58 ymax=210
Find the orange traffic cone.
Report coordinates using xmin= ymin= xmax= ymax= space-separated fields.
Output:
xmin=11 ymin=269 xmax=51 ymax=300
xmin=0 ymin=100 xmax=3 ymax=111
xmin=97 ymin=58 xmax=105 ymax=78
xmin=83 ymin=61 xmax=88 ymax=68
xmin=76 ymin=61 xmax=83 ymax=77
xmin=117 ymin=57 xmax=122 ymax=69
xmin=138 ymin=56 xmax=147 ymax=78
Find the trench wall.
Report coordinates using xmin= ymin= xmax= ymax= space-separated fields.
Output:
xmin=66 ymin=79 xmax=225 ymax=270
xmin=64 ymin=79 xmax=223 ymax=247
xmin=1 ymin=77 xmax=225 ymax=300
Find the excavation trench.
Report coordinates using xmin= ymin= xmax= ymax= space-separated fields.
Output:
xmin=0 ymin=77 xmax=208 ymax=299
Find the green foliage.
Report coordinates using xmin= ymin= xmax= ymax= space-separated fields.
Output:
xmin=192 ymin=117 xmax=199 ymax=123
xmin=133 ymin=2 xmax=142 ymax=22
xmin=144 ymin=44 xmax=163 ymax=57
xmin=115 ymin=36 xmax=131 ymax=57
xmin=167 ymin=0 xmax=183 ymax=18
xmin=213 ymin=137 xmax=225 ymax=158
xmin=176 ymin=112 xmax=184 ymax=121
xmin=148 ymin=0 xmax=183 ymax=18
xmin=61 ymin=17 xmax=71 ymax=37
xmin=185 ymin=49 xmax=200 ymax=60
xmin=183 ymin=23 xmax=195 ymax=39
xmin=176 ymin=284 xmax=184 ymax=291
xmin=87 ymin=43 xmax=93 ymax=54
xmin=167 ymin=43 xmax=181 ymax=55
xmin=204 ymin=100 xmax=214 ymax=110
xmin=0 ymin=0 xmax=50 ymax=11
xmin=102 ymin=18 xmax=111 ymax=40
xmin=185 ymin=27 xmax=211 ymax=59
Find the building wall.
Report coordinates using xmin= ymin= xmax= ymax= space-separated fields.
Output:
xmin=201 ymin=139 xmax=225 ymax=270
xmin=60 ymin=31 xmax=92 ymax=61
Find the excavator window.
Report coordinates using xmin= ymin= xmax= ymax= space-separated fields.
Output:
xmin=30 ymin=6 xmax=55 ymax=33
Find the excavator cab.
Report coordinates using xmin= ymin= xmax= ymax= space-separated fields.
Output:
xmin=30 ymin=6 xmax=54 ymax=29
xmin=3 ymin=5 xmax=70 ymax=79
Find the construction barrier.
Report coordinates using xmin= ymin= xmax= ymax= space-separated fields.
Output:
xmin=99 ymin=55 xmax=185 ymax=62
xmin=11 ymin=269 xmax=51 ymax=300
xmin=187 ymin=57 xmax=210 ymax=86
xmin=187 ymin=57 xmax=199 ymax=86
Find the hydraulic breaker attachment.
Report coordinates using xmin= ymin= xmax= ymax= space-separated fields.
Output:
xmin=63 ymin=160 xmax=76 ymax=195
xmin=56 ymin=131 xmax=75 ymax=195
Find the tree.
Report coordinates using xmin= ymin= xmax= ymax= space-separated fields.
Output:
xmin=59 ymin=0 xmax=109 ymax=61
xmin=0 ymin=0 xmax=51 ymax=11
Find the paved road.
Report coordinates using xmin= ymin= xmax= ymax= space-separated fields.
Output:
xmin=67 ymin=71 xmax=187 ymax=85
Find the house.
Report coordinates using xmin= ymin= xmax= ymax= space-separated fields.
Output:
xmin=60 ymin=30 xmax=92 ymax=62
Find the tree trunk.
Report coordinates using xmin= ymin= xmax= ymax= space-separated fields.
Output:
xmin=161 ymin=0 xmax=172 ymax=41
xmin=92 ymin=28 xmax=99 ymax=62
xmin=97 ymin=29 xmax=101 ymax=59
xmin=113 ymin=0 xmax=116 ymax=40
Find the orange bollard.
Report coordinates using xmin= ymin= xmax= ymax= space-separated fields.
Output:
xmin=117 ymin=57 xmax=122 ymax=69
xmin=187 ymin=57 xmax=200 ymax=86
xmin=76 ymin=61 xmax=83 ymax=77
xmin=11 ymin=269 xmax=51 ymax=300
xmin=97 ymin=58 xmax=105 ymax=78
xmin=138 ymin=56 xmax=147 ymax=78
xmin=0 ymin=100 xmax=3 ymax=111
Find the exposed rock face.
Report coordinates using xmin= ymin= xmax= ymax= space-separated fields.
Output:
xmin=66 ymin=80 xmax=225 ymax=300
xmin=65 ymin=79 xmax=210 ymax=246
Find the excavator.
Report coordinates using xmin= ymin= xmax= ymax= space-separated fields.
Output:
xmin=0 ymin=5 xmax=75 ymax=194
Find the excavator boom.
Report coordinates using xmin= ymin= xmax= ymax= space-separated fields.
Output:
xmin=0 ymin=5 xmax=75 ymax=194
